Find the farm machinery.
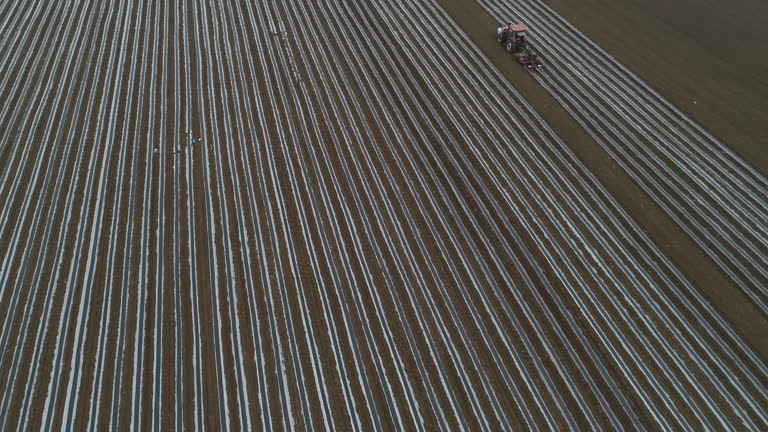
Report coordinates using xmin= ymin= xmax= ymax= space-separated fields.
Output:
xmin=496 ymin=23 xmax=543 ymax=70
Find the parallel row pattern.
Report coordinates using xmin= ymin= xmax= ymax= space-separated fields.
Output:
xmin=0 ymin=0 xmax=765 ymax=430
xmin=477 ymin=0 xmax=768 ymax=314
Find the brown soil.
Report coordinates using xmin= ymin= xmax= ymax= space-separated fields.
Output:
xmin=542 ymin=0 xmax=768 ymax=175
xmin=434 ymin=0 xmax=768 ymax=360
xmin=1 ymin=0 xmax=766 ymax=430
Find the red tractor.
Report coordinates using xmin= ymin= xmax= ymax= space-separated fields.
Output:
xmin=496 ymin=23 xmax=543 ymax=70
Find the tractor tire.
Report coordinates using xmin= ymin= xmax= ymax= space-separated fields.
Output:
xmin=506 ymin=41 xmax=514 ymax=53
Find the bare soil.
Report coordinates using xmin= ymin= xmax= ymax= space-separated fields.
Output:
xmin=543 ymin=0 xmax=768 ymax=174
xmin=434 ymin=0 xmax=768 ymax=360
xmin=1 ymin=0 xmax=765 ymax=430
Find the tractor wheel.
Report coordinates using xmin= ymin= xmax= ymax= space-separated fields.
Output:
xmin=506 ymin=41 xmax=514 ymax=53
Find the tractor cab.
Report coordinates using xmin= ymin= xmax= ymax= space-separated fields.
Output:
xmin=497 ymin=23 xmax=529 ymax=50
xmin=507 ymin=24 xmax=527 ymax=43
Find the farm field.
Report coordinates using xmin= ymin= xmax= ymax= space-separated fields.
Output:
xmin=542 ymin=0 xmax=768 ymax=173
xmin=438 ymin=0 xmax=768 ymax=344
xmin=0 ymin=0 xmax=766 ymax=430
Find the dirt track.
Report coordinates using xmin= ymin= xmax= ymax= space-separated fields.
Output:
xmin=0 ymin=0 xmax=766 ymax=430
